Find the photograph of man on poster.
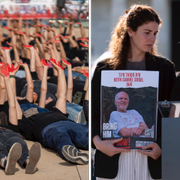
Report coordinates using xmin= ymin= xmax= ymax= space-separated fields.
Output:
xmin=109 ymin=91 xmax=148 ymax=138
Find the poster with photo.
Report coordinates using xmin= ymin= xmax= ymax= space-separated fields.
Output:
xmin=100 ymin=70 xmax=159 ymax=149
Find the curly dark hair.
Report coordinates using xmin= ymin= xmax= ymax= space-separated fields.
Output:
xmin=108 ymin=4 xmax=162 ymax=69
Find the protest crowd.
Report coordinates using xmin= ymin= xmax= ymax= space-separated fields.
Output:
xmin=0 ymin=14 xmax=89 ymax=176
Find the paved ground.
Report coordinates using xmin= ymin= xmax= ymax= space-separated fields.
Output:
xmin=0 ymin=140 xmax=89 ymax=180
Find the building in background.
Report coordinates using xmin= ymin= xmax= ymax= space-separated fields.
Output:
xmin=92 ymin=0 xmax=180 ymax=71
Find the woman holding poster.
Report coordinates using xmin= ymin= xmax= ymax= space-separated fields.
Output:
xmin=92 ymin=4 xmax=176 ymax=180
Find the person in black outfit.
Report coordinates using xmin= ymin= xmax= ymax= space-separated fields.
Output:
xmin=92 ymin=4 xmax=176 ymax=180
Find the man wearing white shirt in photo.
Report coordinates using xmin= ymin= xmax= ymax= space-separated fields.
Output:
xmin=109 ymin=91 xmax=148 ymax=138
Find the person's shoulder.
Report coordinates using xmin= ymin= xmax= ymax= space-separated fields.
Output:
xmin=151 ymin=54 xmax=175 ymax=67
xmin=110 ymin=111 xmax=118 ymax=116
xmin=95 ymin=58 xmax=112 ymax=70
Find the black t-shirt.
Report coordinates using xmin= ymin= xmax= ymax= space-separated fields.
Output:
xmin=9 ymin=107 xmax=72 ymax=143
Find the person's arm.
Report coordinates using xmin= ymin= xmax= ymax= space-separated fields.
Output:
xmin=58 ymin=40 xmax=66 ymax=60
xmin=67 ymin=36 xmax=78 ymax=48
xmin=21 ymin=33 xmax=31 ymax=59
xmin=33 ymin=34 xmax=45 ymax=59
xmin=119 ymin=127 xmax=134 ymax=137
xmin=4 ymin=48 xmax=11 ymax=65
xmin=50 ymin=59 xmax=66 ymax=114
xmin=43 ymin=44 xmax=58 ymax=76
xmin=34 ymin=48 xmax=44 ymax=81
xmin=68 ymin=22 xmax=74 ymax=36
xmin=76 ymin=22 xmax=85 ymax=38
xmin=17 ymin=14 xmax=22 ymax=31
xmin=93 ymin=135 xmax=130 ymax=157
xmin=17 ymin=62 xmax=34 ymax=103
xmin=6 ymin=42 xmax=20 ymax=64
xmin=23 ymin=45 xmax=36 ymax=72
xmin=50 ymin=40 xmax=60 ymax=63
xmin=56 ymin=20 xmax=63 ymax=34
xmin=6 ymin=16 xmax=12 ymax=38
xmin=0 ymin=26 xmax=3 ymax=47
xmin=0 ymin=63 xmax=21 ymax=125
xmin=137 ymin=143 xmax=161 ymax=160
xmin=9 ymin=64 xmax=23 ymax=120
xmin=62 ymin=59 xmax=73 ymax=103
xmin=0 ymin=69 xmax=18 ymax=125
xmin=38 ymin=59 xmax=49 ymax=108
xmin=23 ymin=21 xmax=29 ymax=35
xmin=130 ymin=110 xmax=148 ymax=136
xmin=0 ymin=75 xmax=6 ymax=104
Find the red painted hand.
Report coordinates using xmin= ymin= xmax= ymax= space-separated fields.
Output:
xmin=7 ymin=63 xmax=19 ymax=73
xmin=60 ymin=36 xmax=69 ymax=40
xmin=75 ymin=22 xmax=81 ymax=25
xmin=35 ymin=33 xmax=43 ymax=37
xmin=80 ymin=43 xmax=88 ymax=48
xmin=23 ymin=45 xmax=33 ymax=48
xmin=61 ymin=59 xmax=71 ymax=65
xmin=1 ymin=47 xmax=11 ymax=50
xmin=49 ymin=58 xmax=64 ymax=70
xmin=50 ymin=40 xmax=61 ymax=43
xmin=41 ymin=59 xmax=49 ymax=66
xmin=54 ymin=35 xmax=62 ymax=39
xmin=0 ymin=63 xmax=9 ymax=77
xmin=3 ymin=26 xmax=10 ymax=30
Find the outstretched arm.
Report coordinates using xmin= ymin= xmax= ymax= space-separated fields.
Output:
xmin=0 ymin=75 xmax=7 ymax=104
xmin=18 ymin=62 xmax=34 ymax=103
xmin=0 ymin=64 xmax=18 ymax=125
xmin=76 ymin=22 xmax=85 ymax=38
xmin=50 ymin=59 xmax=66 ymax=114
xmin=61 ymin=59 xmax=73 ymax=103
xmin=38 ymin=59 xmax=49 ymax=108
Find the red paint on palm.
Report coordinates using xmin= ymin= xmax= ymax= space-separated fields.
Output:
xmin=83 ymin=71 xmax=89 ymax=78
xmin=50 ymin=58 xmax=64 ymax=70
xmin=54 ymin=35 xmax=62 ymax=39
xmin=3 ymin=26 xmax=10 ymax=30
xmin=50 ymin=58 xmax=57 ymax=64
xmin=41 ymin=59 xmax=49 ymax=66
xmin=7 ymin=63 xmax=19 ymax=72
xmin=17 ymin=62 xmax=27 ymax=65
xmin=0 ymin=63 xmax=9 ymax=77
xmin=17 ymin=31 xmax=26 ymax=35
xmin=50 ymin=40 xmax=61 ymax=43
xmin=23 ymin=45 xmax=33 ymax=48
xmin=75 ymin=22 xmax=81 ymax=25
xmin=61 ymin=36 xmax=69 ymax=40
xmin=59 ymin=63 xmax=64 ymax=71
xmin=34 ymin=25 xmax=42 ymax=27
xmin=80 ymin=43 xmax=88 ymax=48
xmin=61 ymin=59 xmax=71 ymax=65
xmin=35 ymin=33 xmax=43 ymax=37
xmin=82 ymin=38 xmax=89 ymax=42
xmin=1 ymin=47 xmax=11 ymax=50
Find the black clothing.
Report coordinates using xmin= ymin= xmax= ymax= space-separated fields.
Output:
xmin=20 ymin=80 xmax=57 ymax=102
xmin=47 ymin=76 xmax=85 ymax=96
xmin=92 ymin=53 xmax=176 ymax=179
xmin=9 ymin=107 xmax=70 ymax=143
